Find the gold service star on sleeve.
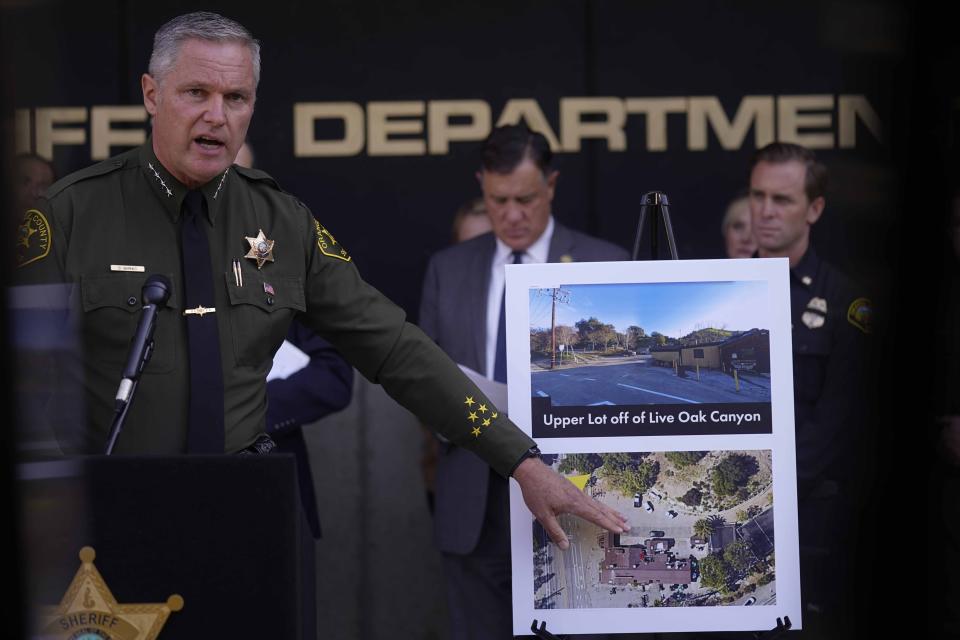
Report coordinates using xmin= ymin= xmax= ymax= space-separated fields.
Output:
xmin=478 ymin=404 xmax=488 ymax=414
xmin=491 ymin=412 xmax=498 ymax=419
xmin=464 ymin=396 xmax=475 ymax=407
xmin=471 ymin=427 xmax=482 ymax=437
xmin=482 ymin=418 xmax=491 ymax=427
xmin=244 ymin=228 xmax=275 ymax=269
xmin=467 ymin=412 xmax=478 ymax=422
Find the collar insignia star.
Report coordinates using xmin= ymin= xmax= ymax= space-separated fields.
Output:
xmin=244 ymin=229 xmax=275 ymax=269
xmin=38 ymin=547 xmax=183 ymax=640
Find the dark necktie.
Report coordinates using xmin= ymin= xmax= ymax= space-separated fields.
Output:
xmin=181 ymin=190 xmax=225 ymax=453
xmin=493 ymin=250 xmax=524 ymax=383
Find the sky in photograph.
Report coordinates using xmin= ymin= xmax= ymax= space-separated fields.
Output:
xmin=528 ymin=281 xmax=769 ymax=337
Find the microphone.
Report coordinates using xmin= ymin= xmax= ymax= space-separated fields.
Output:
xmin=115 ymin=274 xmax=172 ymax=406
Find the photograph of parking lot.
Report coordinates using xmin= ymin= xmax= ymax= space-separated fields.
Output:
xmin=529 ymin=282 xmax=772 ymax=437
xmin=533 ymin=449 xmax=775 ymax=610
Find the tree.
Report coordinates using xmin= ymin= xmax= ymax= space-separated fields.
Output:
xmin=595 ymin=324 xmax=618 ymax=350
xmin=711 ymin=454 xmax=760 ymax=497
xmin=651 ymin=331 xmax=667 ymax=346
xmin=693 ymin=518 xmax=713 ymax=539
xmin=724 ymin=540 xmax=755 ymax=575
xmin=680 ymin=487 xmax=702 ymax=507
xmin=558 ymin=453 xmax=602 ymax=475
xmin=575 ymin=317 xmax=605 ymax=349
xmin=699 ymin=554 xmax=732 ymax=592
xmin=555 ymin=325 xmax=579 ymax=349
xmin=665 ymin=451 xmax=707 ymax=468
xmin=679 ymin=327 xmax=734 ymax=346
xmin=600 ymin=453 xmax=660 ymax=496
xmin=530 ymin=327 xmax=552 ymax=354
xmin=626 ymin=325 xmax=646 ymax=349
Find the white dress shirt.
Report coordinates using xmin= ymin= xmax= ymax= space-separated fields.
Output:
xmin=484 ymin=216 xmax=555 ymax=379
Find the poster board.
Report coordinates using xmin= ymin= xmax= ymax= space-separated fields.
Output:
xmin=506 ymin=258 xmax=801 ymax=635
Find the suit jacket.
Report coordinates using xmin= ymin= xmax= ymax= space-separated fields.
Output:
xmin=419 ymin=222 xmax=629 ymax=554
xmin=266 ymin=321 xmax=354 ymax=539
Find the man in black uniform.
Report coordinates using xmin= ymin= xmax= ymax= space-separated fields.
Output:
xmin=14 ymin=11 xmax=627 ymax=551
xmin=749 ymin=142 xmax=871 ymax=636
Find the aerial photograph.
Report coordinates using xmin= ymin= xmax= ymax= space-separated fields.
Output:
xmin=533 ymin=449 xmax=775 ymax=610
xmin=529 ymin=282 xmax=771 ymax=408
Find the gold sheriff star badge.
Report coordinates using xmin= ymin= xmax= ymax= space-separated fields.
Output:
xmin=38 ymin=547 xmax=183 ymax=640
xmin=244 ymin=229 xmax=275 ymax=269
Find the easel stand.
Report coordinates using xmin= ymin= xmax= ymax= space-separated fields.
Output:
xmin=631 ymin=190 xmax=679 ymax=261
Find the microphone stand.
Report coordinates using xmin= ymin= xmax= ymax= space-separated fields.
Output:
xmin=104 ymin=370 xmax=145 ymax=455
xmin=104 ymin=275 xmax=171 ymax=454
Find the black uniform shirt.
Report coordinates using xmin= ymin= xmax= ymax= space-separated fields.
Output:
xmin=789 ymin=247 xmax=871 ymax=496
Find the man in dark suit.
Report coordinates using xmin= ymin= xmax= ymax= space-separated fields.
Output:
xmin=419 ymin=124 xmax=629 ymax=639
xmin=266 ymin=322 xmax=353 ymax=539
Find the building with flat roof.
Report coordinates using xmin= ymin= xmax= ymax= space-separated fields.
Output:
xmin=598 ymin=532 xmax=693 ymax=586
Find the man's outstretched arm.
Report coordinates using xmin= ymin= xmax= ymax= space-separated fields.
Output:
xmin=513 ymin=457 xmax=628 ymax=549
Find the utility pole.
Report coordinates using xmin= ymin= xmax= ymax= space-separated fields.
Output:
xmin=551 ymin=287 xmax=557 ymax=369
xmin=544 ymin=287 xmax=570 ymax=369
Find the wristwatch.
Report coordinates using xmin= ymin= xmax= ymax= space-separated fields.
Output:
xmin=509 ymin=445 xmax=542 ymax=477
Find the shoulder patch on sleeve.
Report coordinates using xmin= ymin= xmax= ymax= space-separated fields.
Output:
xmin=847 ymin=297 xmax=872 ymax=334
xmin=313 ymin=220 xmax=351 ymax=262
xmin=17 ymin=208 xmax=52 ymax=267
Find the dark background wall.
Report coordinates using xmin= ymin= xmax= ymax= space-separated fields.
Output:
xmin=3 ymin=0 xmax=904 ymax=317
xmin=4 ymin=1 xmax=950 ymax=638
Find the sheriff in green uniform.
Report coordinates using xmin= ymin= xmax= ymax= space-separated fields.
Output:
xmin=15 ymin=11 xmax=626 ymax=547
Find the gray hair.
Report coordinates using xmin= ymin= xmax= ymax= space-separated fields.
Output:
xmin=149 ymin=11 xmax=261 ymax=86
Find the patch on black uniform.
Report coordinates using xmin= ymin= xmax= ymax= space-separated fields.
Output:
xmin=17 ymin=209 xmax=52 ymax=267
xmin=314 ymin=220 xmax=350 ymax=262
xmin=847 ymin=297 xmax=872 ymax=334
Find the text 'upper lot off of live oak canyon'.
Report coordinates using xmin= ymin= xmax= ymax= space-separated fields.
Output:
xmin=534 ymin=450 xmax=775 ymax=609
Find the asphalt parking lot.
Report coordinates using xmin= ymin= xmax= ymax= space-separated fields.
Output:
xmin=532 ymin=360 xmax=770 ymax=406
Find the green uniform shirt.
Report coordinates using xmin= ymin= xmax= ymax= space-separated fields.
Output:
xmin=16 ymin=143 xmax=534 ymax=477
